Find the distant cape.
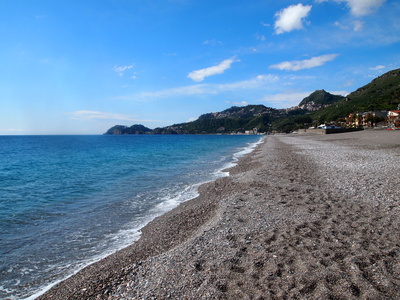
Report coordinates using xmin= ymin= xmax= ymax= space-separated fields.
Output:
xmin=104 ymin=124 xmax=152 ymax=135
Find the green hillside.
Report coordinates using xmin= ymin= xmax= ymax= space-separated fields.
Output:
xmin=153 ymin=105 xmax=281 ymax=134
xmin=299 ymin=89 xmax=344 ymax=107
xmin=312 ymin=68 xmax=400 ymax=122
xmin=105 ymin=68 xmax=400 ymax=134
xmin=104 ymin=124 xmax=152 ymax=135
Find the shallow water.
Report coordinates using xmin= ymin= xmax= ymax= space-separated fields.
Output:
xmin=0 ymin=134 xmax=262 ymax=299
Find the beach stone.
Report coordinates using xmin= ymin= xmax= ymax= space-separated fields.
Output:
xmin=39 ymin=131 xmax=400 ymax=300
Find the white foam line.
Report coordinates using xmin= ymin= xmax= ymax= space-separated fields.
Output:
xmin=222 ymin=136 xmax=265 ymax=173
xmin=25 ymin=136 xmax=266 ymax=300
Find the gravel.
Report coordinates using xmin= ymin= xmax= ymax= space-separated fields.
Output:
xmin=39 ymin=130 xmax=400 ymax=299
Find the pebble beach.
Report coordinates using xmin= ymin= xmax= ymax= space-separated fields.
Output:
xmin=39 ymin=130 xmax=400 ymax=299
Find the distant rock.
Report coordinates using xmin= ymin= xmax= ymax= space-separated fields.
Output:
xmin=104 ymin=124 xmax=152 ymax=135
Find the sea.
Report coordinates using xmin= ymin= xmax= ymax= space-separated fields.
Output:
xmin=0 ymin=134 xmax=263 ymax=299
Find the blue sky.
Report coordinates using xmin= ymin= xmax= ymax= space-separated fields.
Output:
xmin=1 ymin=0 xmax=399 ymax=134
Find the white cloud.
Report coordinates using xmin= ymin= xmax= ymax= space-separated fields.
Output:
xmin=269 ymin=54 xmax=339 ymax=71
xmin=259 ymin=91 xmax=313 ymax=108
xmin=370 ymin=65 xmax=385 ymax=70
xmin=203 ymin=39 xmax=223 ymax=46
xmin=344 ymin=0 xmax=386 ymax=16
xmin=259 ymin=90 xmax=347 ymax=108
xmin=187 ymin=58 xmax=239 ymax=82
xmin=66 ymin=110 xmax=151 ymax=122
xmin=274 ymin=4 xmax=312 ymax=34
xmin=329 ymin=90 xmax=349 ymax=96
xmin=216 ymin=74 xmax=279 ymax=90
xmin=187 ymin=117 xmax=198 ymax=122
xmin=334 ymin=20 xmax=364 ymax=31
xmin=226 ymin=101 xmax=250 ymax=106
xmin=334 ymin=21 xmax=348 ymax=30
xmin=113 ymin=64 xmax=134 ymax=76
xmin=316 ymin=0 xmax=386 ymax=16
xmin=115 ymin=74 xmax=280 ymax=100
xmin=255 ymin=32 xmax=266 ymax=41
xmin=353 ymin=20 xmax=364 ymax=31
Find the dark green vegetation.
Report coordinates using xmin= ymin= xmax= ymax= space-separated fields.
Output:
xmin=105 ymin=68 xmax=400 ymax=134
xmin=312 ymin=68 xmax=400 ymax=124
xmin=152 ymin=105 xmax=280 ymax=134
xmin=104 ymin=124 xmax=153 ymax=135
xmin=299 ymin=89 xmax=345 ymax=107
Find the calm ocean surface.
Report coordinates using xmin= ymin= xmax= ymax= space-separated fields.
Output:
xmin=0 ymin=134 xmax=262 ymax=299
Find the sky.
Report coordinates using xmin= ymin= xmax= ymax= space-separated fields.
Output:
xmin=1 ymin=0 xmax=400 ymax=135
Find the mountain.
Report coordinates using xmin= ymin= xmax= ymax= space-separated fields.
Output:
xmin=298 ymin=89 xmax=345 ymax=111
xmin=268 ymin=90 xmax=345 ymax=132
xmin=104 ymin=68 xmax=400 ymax=134
xmin=152 ymin=105 xmax=282 ymax=134
xmin=312 ymin=68 xmax=400 ymax=122
xmin=104 ymin=124 xmax=152 ymax=135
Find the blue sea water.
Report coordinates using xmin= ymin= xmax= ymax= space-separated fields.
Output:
xmin=0 ymin=134 xmax=262 ymax=299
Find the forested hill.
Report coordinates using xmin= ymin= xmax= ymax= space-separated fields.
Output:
xmin=311 ymin=68 xmax=400 ymax=122
xmin=104 ymin=68 xmax=400 ymax=134
xmin=152 ymin=105 xmax=281 ymax=134
xmin=104 ymin=124 xmax=152 ymax=135
xmin=298 ymin=90 xmax=345 ymax=108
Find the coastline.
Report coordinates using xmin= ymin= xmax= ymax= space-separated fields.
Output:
xmin=31 ymin=136 xmax=262 ymax=299
xmin=38 ymin=131 xmax=400 ymax=299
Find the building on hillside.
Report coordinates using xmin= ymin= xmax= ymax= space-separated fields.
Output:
xmin=346 ymin=111 xmax=388 ymax=127
xmin=388 ymin=110 xmax=400 ymax=128
xmin=346 ymin=113 xmax=362 ymax=127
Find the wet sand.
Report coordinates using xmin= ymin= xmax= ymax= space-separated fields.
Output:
xmin=38 ymin=130 xmax=400 ymax=299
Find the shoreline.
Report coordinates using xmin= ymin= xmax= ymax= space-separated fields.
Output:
xmin=38 ymin=131 xmax=400 ymax=299
xmin=31 ymin=137 xmax=262 ymax=299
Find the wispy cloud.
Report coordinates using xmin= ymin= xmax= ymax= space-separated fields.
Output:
xmin=269 ymin=54 xmax=339 ymax=71
xmin=329 ymin=90 xmax=349 ymax=96
xmin=187 ymin=58 xmax=239 ymax=82
xmin=113 ymin=64 xmax=134 ymax=76
xmin=334 ymin=21 xmax=348 ymax=30
xmin=187 ymin=117 xmax=198 ymax=122
xmin=119 ymin=74 xmax=280 ymax=100
xmin=3 ymin=128 xmax=24 ymax=133
xmin=203 ymin=39 xmax=223 ymax=46
xmin=219 ymin=74 xmax=280 ymax=90
xmin=66 ymin=110 xmax=158 ymax=122
xmin=370 ymin=65 xmax=385 ymax=70
xmin=341 ymin=0 xmax=386 ymax=16
xmin=259 ymin=90 xmax=347 ymax=108
xmin=316 ymin=0 xmax=386 ymax=16
xmin=255 ymin=32 xmax=266 ymax=41
xmin=334 ymin=20 xmax=364 ymax=32
xmin=162 ymin=52 xmax=178 ymax=57
xmin=353 ymin=20 xmax=364 ymax=31
xmin=334 ymin=20 xmax=364 ymax=31
xmin=274 ymin=4 xmax=312 ymax=34
xmin=259 ymin=91 xmax=313 ymax=108
xmin=226 ymin=100 xmax=250 ymax=106
xmin=344 ymin=79 xmax=355 ymax=87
